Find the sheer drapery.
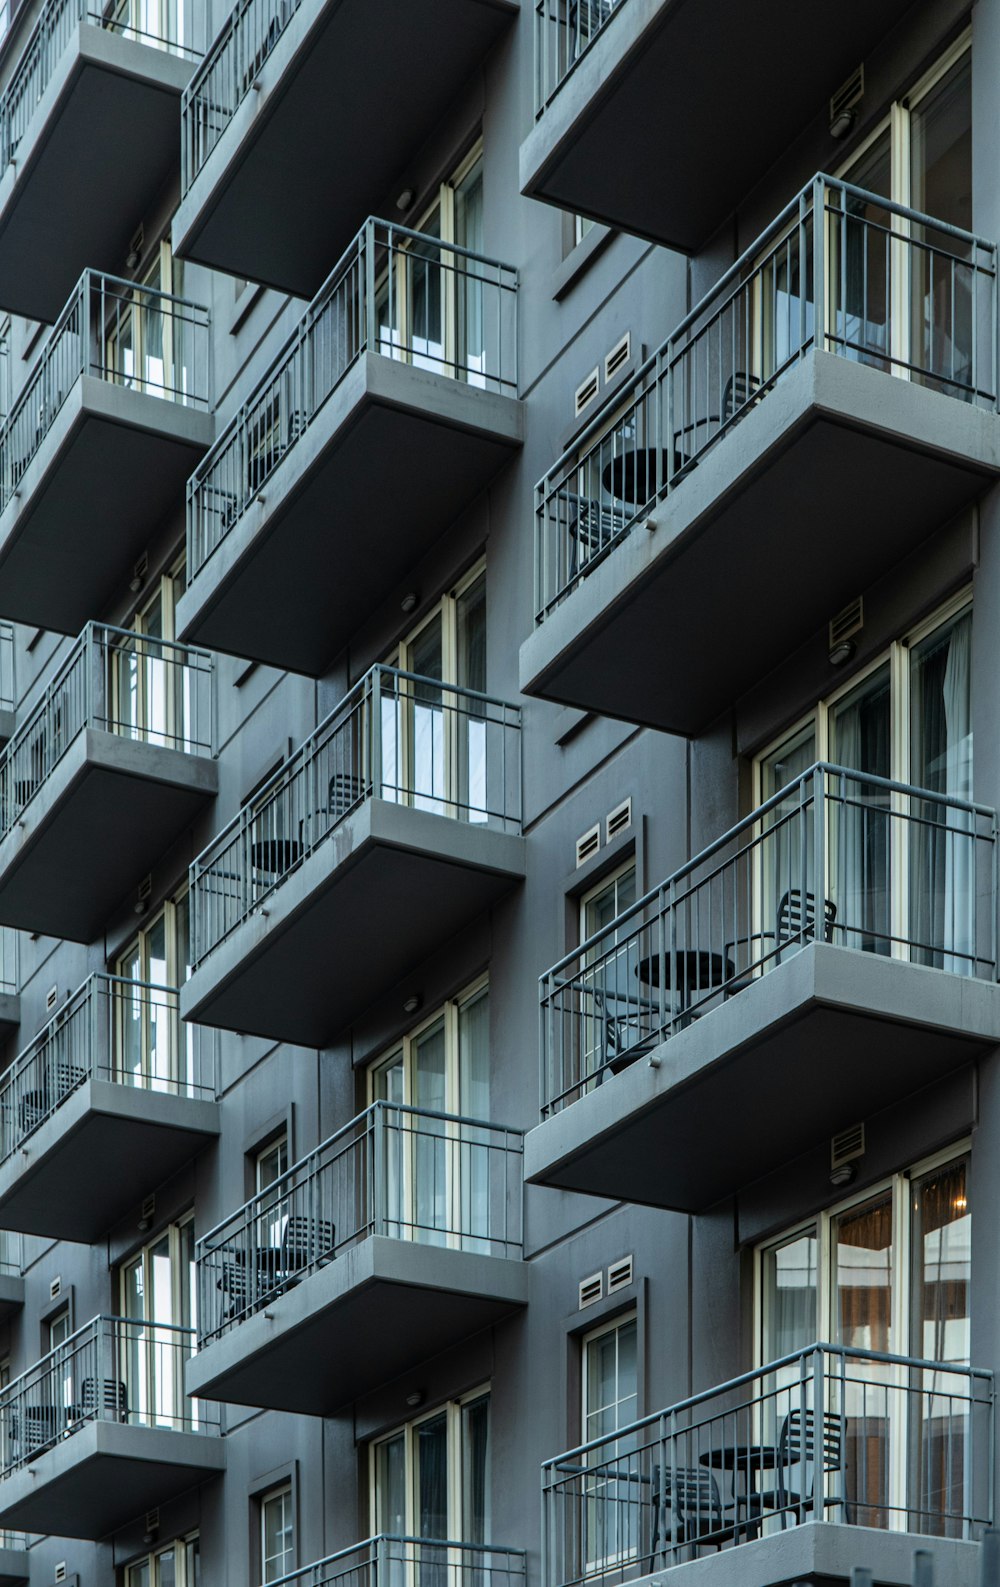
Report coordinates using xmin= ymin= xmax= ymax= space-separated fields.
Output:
xmin=910 ymin=611 xmax=973 ymax=970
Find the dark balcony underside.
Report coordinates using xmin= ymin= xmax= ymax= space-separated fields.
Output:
xmin=182 ymin=801 xmax=524 ymax=1045
xmin=0 ymin=730 xmax=217 ymax=941
xmin=177 ymin=356 xmax=522 ymax=675
xmin=175 ymin=0 xmax=517 ymax=295
xmin=0 ymin=30 xmax=193 ymax=323
xmin=525 ymin=945 xmax=1000 ymax=1212
xmin=0 ymin=1082 xmax=220 ymax=1241
xmin=521 ymin=0 xmax=917 ymax=250
xmin=521 ymin=354 xmax=1000 ymax=736
xmin=0 ymin=1421 xmax=225 ymax=1539
xmin=187 ymin=1236 xmax=528 ymax=1414
xmin=0 ymin=380 xmax=212 ymax=635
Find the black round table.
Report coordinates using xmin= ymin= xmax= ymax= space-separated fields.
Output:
xmin=251 ymin=837 xmax=302 ymax=876
xmin=636 ymin=950 xmax=734 ymax=1010
xmin=601 ymin=448 xmax=661 ymax=508
xmin=699 ymin=1442 xmax=780 ymax=1541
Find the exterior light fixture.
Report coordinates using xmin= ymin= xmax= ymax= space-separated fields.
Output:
xmin=400 ymin=592 xmax=419 ymax=614
xmin=829 ymin=107 xmax=857 ymax=140
xmin=406 ymin=1390 xmax=424 ymax=1408
xmin=828 ymin=638 xmax=856 ymax=668
xmin=829 ymin=1163 xmax=856 ymax=1188
xmin=396 ymin=187 xmax=415 ymax=213
xmin=403 ymin=994 xmax=421 ymax=1015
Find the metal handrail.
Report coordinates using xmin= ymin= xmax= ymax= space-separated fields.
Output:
xmin=535 ymin=172 xmax=999 ymax=621
xmin=189 ymin=663 xmax=521 ymax=969
xmin=186 ymin=215 xmax=517 ymax=578
xmin=0 ymin=622 xmax=214 ymax=842
xmin=534 ymin=0 xmax=624 ymax=115
xmin=0 ymin=0 xmax=203 ymax=168
xmin=540 ymin=762 xmax=998 ymax=1115
xmin=182 ymin=0 xmax=302 ymax=189
xmin=267 ymin=1537 xmax=527 ymax=1587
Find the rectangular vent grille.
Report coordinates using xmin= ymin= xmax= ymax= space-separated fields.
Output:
xmin=606 ymin=798 xmax=632 ymax=842
xmin=54 ymin=1564 xmax=66 ymax=1584
xmin=831 ymin=1122 xmax=866 ymax=1169
xmin=145 ymin=1509 xmax=160 ymax=1533
xmin=579 ymin=1271 xmax=603 ymax=1309
xmin=604 ymin=333 xmax=631 ymax=383
xmin=141 ymin=1194 xmax=156 ymax=1221
xmin=137 ymin=872 xmax=152 ymax=903
xmin=576 ymin=824 xmax=601 ymax=868
xmin=607 ymin=1255 xmax=633 ymax=1293
xmin=49 ymin=1276 xmax=61 ymax=1300
xmin=830 ymin=63 xmax=864 ymax=122
xmin=45 ymin=984 xmax=58 ymax=1011
xmin=575 ymin=367 xmax=599 ymax=417
xmin=829 ymin=596 xmax=863 ymax=649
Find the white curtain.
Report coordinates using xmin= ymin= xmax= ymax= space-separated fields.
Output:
xmin=942 ymin=619 xmax=973 ymax=972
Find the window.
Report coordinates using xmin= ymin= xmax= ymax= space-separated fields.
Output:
xmin=106 ymin=241 xmax=185 ymax=402
xmin=377 ymin=143 xmax=490 ymax=387
xmin=381 ymin=564 xmax=488 ymax=820
xmin=369 ymin=981 xmax=491 ymax=1250
xmin=259 ymin=1484 xmax=294 ymax=1584
xmin=756 ymin=1148 xmax=971 ymax=1537
xmin=577 ymin=862 xmax=639 ymax=1087
xmin=371 ymin=1390 xmax=491 ymax=1558
xmin=115 ymin=885 xmax=199 ymax=1093
xmin=103 ymin=0 xmax=196 ymax=53
xmin=580 ymin=1313 xmax=639 ymax=1569
xmin=755 ymin=595 xmax=973 ymax=971
xmin=255 ymin=1134 xmax=289 ymax=1251
xmin=111 ymin=553 xmax=192 ymax=751
xmin=118 ymin=1216 xmax=196 ymax=1428
xmin=126 ymin=1535 xmax=200 ymax=1587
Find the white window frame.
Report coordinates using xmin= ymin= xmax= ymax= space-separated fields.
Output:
xmin=368 ymin=1385 xmax=492 ymax=1543
xmin=260 ymin=1481 xmax=295 ymax=1585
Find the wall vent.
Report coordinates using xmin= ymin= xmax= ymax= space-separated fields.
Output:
xmin=831 ymin=1122 xmax=866 ymax=1169
xmin=830 ymin=64 xmax=864 ymax=126
xmin=604 ymin=333 xmax=631 ymax=383
xmin=144 ymin=1510 xmax=160 ymax=1534
xmin=829 ymin=596 xmax=863 ymax=650
xmin=607 ymin=1255 xmax=633 ymax=1293
xmin=45 ymin=984 xmax=58 ymax=1012
xmin=574 ymin=367 xmax=600 ymax=417
xmin=141 ymin=1194 xmax=156 ymax=1223
xmin=578 ymin=1271 xmax=603 ymax=1309
xmin=606 ymin=798 xmax=632 ymax=843
xmin=575 ymin=823 xmax=601 ymax=868
xmin=54 ymin=1564 xmax=66 ymax=1584
xmin=49 ymin=1275 xmax=61 ymax=1300
xmin=137 ymin=873 xmax=152 ymax=904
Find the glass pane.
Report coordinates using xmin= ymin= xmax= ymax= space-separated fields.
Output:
xmin=828 ymin=666 xmax=891 ymax=954
xmin=459 ymin=989 xmax=490 ymax=1249
xmin=414 ymin=1019 xmax=448 ymax=1245
xmin=758 ymin=725 xmax=818 ymax=969
xmin=580 ymin=866 xmax=639 ymax=1083
xmin=909 ymin=609 xmax=974 ymax=970
xmin=454 ymin=159 xmax=486 ymax=385
xmin=761 ymin=1229 xmax=818 ymax=1360
xmin=910 ymin=53 xmax=973 ymax=396
xmin=263 ymin=1488 xmax=294 ymax=1584
xmin=910 ymin=1158 xmax=971 ymax=1536
xmin=416 ymin=1412 xmax=449 ymax=1538
xmin=462 ymin=1393 xmax=491 ymax=1545
xmin=457 ymin=574 xmax=487 ymax=820
xmin=375 ymin=1433 xmax=407 ymax=1535
xmin=836 ymin=130 xmax=892 ymax=373
xmin=833 ymin=1191 xmax=894 ymax=1528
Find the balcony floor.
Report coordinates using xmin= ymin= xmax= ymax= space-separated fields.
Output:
xmin=0 ymin=1082 xmax=220 ymax=1241
xmin=0 ymin=378 xmax=212 ymax=634
xmin=521 ymin=353 xmax=1000 ymax=735
xmin=182 ymin=799 xmax=525 ymax=1045
xmin=0 ymin=27 xmax=195 ymax=323
xmin=0 ymin=728 xmax=217 ymax=941
xmin=177 ymin=354 xmax=522 ymax=675
xmin=0 ymin=1421 xmax=224 ymax=1539
xmin=187 ymin=1235 xmax=528 ymax=1414
xmin=174 ymin=0 xmax=518 ymax=296
xmin=521 ymin=0 xmax=917 ymax=250
xmin=526 ymin=944 xmax=1000 ymax=1211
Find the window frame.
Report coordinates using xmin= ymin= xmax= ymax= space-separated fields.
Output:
xmin=368 ymin=1384 xmax=492 ymax=1544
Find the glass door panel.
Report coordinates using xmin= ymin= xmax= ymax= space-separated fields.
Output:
xmin=909 ymin=53 xmax=973 ymax=396
xmin=835 ymin=131 xmax=892 ymax=371
xmin=409 ymin=615 xmax=446 ymax=814
xmin=758 ymin=725 xmax=817 ymax=968
xmin=457 ymin=573 xmax=487 ymax=820
xmin=413 ymin=1020 xmax=447 ymax=1247
xmin=458 ymin=990 xmax=490 ymax=1249
xmin=833 ymin=1193 xmax=893 ymax=1527
xmin=828 ymin=666 xmax=891 ymax=954
xmin=909 ymin=608 xmax=973 ymax=969
xmin=373 ymin=1053 xmax=407 ymax=1239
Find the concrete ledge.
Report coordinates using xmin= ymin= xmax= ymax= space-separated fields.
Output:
xmin=187 ymin=1234 xmax=528 ymax=1414
xmin=182 ymin=798 xmax=524 ymax=1045
xmin=526 ymin=944 xmax=1000 ymax=1210
xmin=521 ymin=352 xmax=1000 ymax=735
xmin=637 ymin=1520 xmax=981 ymax=1587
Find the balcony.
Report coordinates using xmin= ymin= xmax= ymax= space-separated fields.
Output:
xmin=175 ymin=0 xmax=517 ymax=296
xmin=0 ymin=1539 xmax=26 ymax=1587
xmin=0 ymin=623 xmax=14 ymax=745
xmin=521 ymin=177 xmax=1000 ymax=735
xmin=523 ymin=0 xmax=914 ymax=249
xmin=0 ymin=925 xmax=18 ymax=1040
xmin=273 ymin=1540 xmax=524 ymax=1587
xmin=178 ymin=219 xmax=521 ymax=675
xmin=0 ymin=974 xmax=219 ymax=1241
xmin=0 ymin=1 xmax=203 ymax=322
xmin=0 ymin=624 xmax=216 ymax=942
xmin=528 ymin=765 xmax=1000 ymax=1211
xmin=182 ymin=665 xmax=523 ymax=1046
xmin=542 ymin=1344 xmax=991 ymax=1587
xmin=188 ymin=1101 xmax=526 ymax=1413
xmin=0 ymin=270 xmax=212 ymax=634
xmin=0 ymin=1234 xmax=24 ymax=1324
xmin=0 ymin=1315 xmax=223 ymax=1539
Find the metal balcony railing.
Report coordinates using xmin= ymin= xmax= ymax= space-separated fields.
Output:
xmin=189 ymin=664 xmax=521 ymax=968
xmin=269 ymin=1536 xmax=526 ymax=1587
xmin=0 ymin=973 xmax=217 ymax=1167
xmin=0 ymin=623 xmax=14 ymax=713
xmin=535 ymin=174 xmax=999 ymax=621
xmin=0 ymin=1231 xmax=19 ymax=1276
xmin=0 ymin=0 xmax=204 ymax=171
xmin=534 ymin=0 xmax=624 ymax=114
xmin=0 ymin=269 xmax=211 ymax=515
xmin=182 ymin=0 xmax=302 ymax=190
xmin=198 ymin=1099 xmax=523 ymax=1345
xmin=542 ymin=1343 xmax=994 ymax=1587
xmin=187 ymin=216 xmax=517 ymax=578
xmin=0 ymin=1314 xmax=217 ymax=1477
xmin=541 ymin=763 xmax=997 ymax=1117
xmin=0 ymin=623 xmax=214 ymax=842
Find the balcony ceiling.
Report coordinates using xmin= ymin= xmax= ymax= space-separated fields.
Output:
xmin=521 ymin=0 xmax=922 ymax=250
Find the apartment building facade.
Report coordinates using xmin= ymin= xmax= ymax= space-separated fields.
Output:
xmin=0 ymin=2 xmax=988 ymax=1587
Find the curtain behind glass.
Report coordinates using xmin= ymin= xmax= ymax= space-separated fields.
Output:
xmin=910 ymin=610 xmax=973 ymax=971
xmin=829 ymin=667 xmax=891 ymax=953
xmin=459 ymin=990 xmax=491 ymax=1251
xmin=910 ymin=1159 xmax=971 ymax=1537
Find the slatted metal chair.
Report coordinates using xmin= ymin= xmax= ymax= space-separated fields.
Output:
xmin=776 ymin=888 xmax=837 ymax=958
xmin=743 ymin=1408 xmax=846 ymax=1530
xmin=279 ymin=1215 xmax=336 ymax=1285
xmin=80 ymin=1376 xmax=128 ymax=1424
xmin=649 ymin=1464 xmax=738 ymax=1565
